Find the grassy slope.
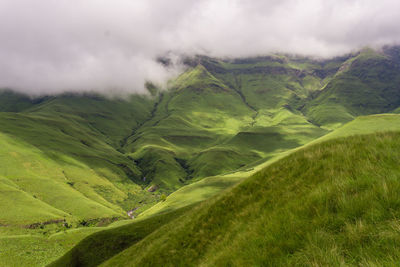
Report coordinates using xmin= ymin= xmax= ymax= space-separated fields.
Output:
xmin=139 ymin=114 xmax=400 ymax=219
xmin=0 ymin=128 xmax=124 ymax=223
xmin=123 ymin=59 xmax=335 ymax=192
xmin=304 ymin=49 xmax=400 ymax=129
xmin=208 ymin=56 xmax=332 ymax=147
xmin=0 ymin=227 xmax=103 ymax=267
xmin=49 ymin=114 xmax=400 ymax=267
xmin=0 ymin=92 xmax=158 ymax=224
xmin=102 ymin=131 xmax=400 ymax=266
xmin=48 ymin=206 xmax=192 ymax=267
xmin=123 ymin=65 xmax=258 ymax=191
xmin=26 ymin=94 xmax=154 ymax=148
xmin=0 ymin=90 xmax=39 ymax=112
xmin=313 ymin=113 xmax=400 ymax=142
xmin=0 ymin=94 xmax=159 ymax=266
xmin=0 ymin=112 xmax=146 ymax=224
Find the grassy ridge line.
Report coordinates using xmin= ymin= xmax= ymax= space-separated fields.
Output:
xmin=310 ymin=113 xmax=400 ymax=142
xmin=139 ymin=114 xmax=400 ymax=219
xmin=137 ymin=151 xmax=291 ymax=219
xmin=101 ymin=131 xmax=400 ymax=266
xmin=303 ymin=48 xmax=400 ymax=129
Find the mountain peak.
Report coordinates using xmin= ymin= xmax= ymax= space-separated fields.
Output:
xmin=172 ymin=64 xmax=229 ymax=93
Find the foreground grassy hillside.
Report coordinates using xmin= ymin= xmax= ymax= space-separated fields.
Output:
xmin=96 ymin=131 xmax=400 ymax=266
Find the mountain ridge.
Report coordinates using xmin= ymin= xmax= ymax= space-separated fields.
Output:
xmin=1 ymin=46 xmax=400 ymax=266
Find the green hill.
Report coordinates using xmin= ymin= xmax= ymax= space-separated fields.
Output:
xmin=2 ymin=46 xmax=400 ymax=266
xmin=50 ymin=115 xmax=400 ymax=266
xmin=304 ymin=48 xmax=400 ymax=129
xmin=138 ymin=113 xmax=400 ymax=219
xmin=122 ymin=58 xmax=335 ymax=191
xmin=52 ymin=131 xmax=400 ymax=266
xmin=0 ymin=94 xmax=158 ymax=225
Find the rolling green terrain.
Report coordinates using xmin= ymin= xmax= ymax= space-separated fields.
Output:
xmin=100 ymin=131 xmax=400 ymax=266
xmin=303 ymin=48 xmax=400 ymax=129
xmin=51 ymin=130 xmax=400 ymax=266
xmin=0 ymin=93 xmax=157 ymax=225
xmin=1 ymin=46 xmax=400 ymax=266
xmin=139 ymin=113 xmax=400 ymax=219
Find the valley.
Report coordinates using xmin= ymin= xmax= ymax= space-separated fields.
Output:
xmin=1 ymin=46 xmax=400 ymax=266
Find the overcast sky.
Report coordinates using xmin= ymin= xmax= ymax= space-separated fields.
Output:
xmin=1 ymin=0 xmax=400 ymax=95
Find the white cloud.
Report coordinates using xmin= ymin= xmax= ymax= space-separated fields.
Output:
xmin=0 ymin=0 xmax=400 ymax=95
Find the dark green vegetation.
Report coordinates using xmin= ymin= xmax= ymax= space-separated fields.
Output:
xmin=1 ymin=46 xmax=400 ymax=266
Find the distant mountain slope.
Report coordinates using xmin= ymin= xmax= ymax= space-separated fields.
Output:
xmin=127 ymin=47 xmax=400 ymax=191
xmin=25 ymin=93 xmax=155 ymax=148
xmin=122 ymin=58 xmax=335 ymax=191
xmin=0 ymin=90 xmax=44 ymax=112
xmin=304 ymin=48 xmax=400 ymax=129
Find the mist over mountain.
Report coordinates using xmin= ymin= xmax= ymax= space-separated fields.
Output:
xmin=1 ymin=0 xmax=400 ymax=95
xmin=2 ymin=2 xmax=400 ymax=265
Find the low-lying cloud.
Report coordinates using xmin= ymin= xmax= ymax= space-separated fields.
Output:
xmin=1 ymin=0 xmax=400 ymax=95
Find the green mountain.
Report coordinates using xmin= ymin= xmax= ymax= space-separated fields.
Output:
xmin=1 ymin=46 xmax=400 ymax=266
xmin=304 ymin=48 xmax=400 ymax=129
